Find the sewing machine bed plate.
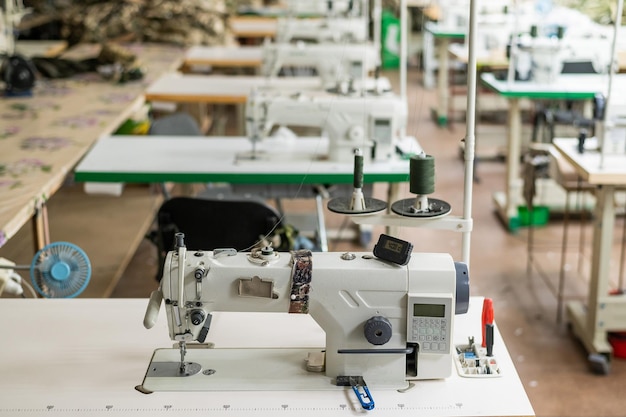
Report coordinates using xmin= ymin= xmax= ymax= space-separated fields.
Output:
xmin=142 ymin=347 xmax=407 ymax=391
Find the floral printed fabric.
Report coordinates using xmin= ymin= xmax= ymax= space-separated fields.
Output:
xmin=0 ymin=42 xmax=185 ymax=248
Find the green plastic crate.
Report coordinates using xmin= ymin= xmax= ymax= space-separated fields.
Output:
xmin=381 ymin=10 xmax=400 ymax=69
xmin=517 ymin=205 xmax=550 ymax=227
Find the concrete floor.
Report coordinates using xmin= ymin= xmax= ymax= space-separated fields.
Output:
xmin=3 ymin=66 xmax=626 ymax=416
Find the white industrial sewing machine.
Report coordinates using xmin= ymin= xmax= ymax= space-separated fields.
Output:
xmin=261 ymin=41 xmax=380 ymax=88
xmin=141 ymin=234 xmax=470 ymax=406
xmin=1 ymin=0 xmax=28 ymax=55
xmin=244 ymin=88 xmax=407 ymax=163
xmin=275 ymin=0 xmax=368 ymax=43
xmin=507 ymin=2 xmax=616 ymax=83
xmin=275 ymin=16 xmax=369 ymax=44
xmin=138 ymin=0 xmax=486 ymax=403
xmin=282 ymin=0 xmax=361 ymax=16
xmin=510 ymin=32 xmax=615 ymax=83
xmin=1 ymin=0 xmax=36 ymax=96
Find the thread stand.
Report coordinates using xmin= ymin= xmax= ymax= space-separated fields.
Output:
xmin=327 ymin=149 xmax=387 ymax=215
xmin=391 ymin=153 xmax=451 ymax=218
xmin=391 ymin=197 xmax=451 ymax=218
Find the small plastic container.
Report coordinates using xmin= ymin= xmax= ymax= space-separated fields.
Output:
xmin=608 ymin=332 xmax=626 ymax=359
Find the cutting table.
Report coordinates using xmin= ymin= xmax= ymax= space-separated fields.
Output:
xmin=0 ymin=297 xmax=534 ymax=416
xmin=0 ymin=42 xmax=184 ymax=251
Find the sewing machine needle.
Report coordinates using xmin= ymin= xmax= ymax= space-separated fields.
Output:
xmin=179 ymin=341 xmax=187 ymax=374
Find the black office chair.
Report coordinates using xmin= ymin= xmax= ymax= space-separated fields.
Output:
xmin=148 ymin=195 xmax=290 ymax=281
xmin=149 ymin=112 xmax=203 ymax=136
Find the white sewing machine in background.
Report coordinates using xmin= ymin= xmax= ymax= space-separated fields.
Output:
xmin=507 ymin=2 xmax=616 ymax=83
xmin=1 ymin=0 xmax=25 ymax=55
xmin=275 ymin=0 xmax=368 ymax=43
xmin=141 ymin=234 xmax=470 ymax=402
xmin=0 ymin=1 xmax=37 ymax=96
xmin=281 ymin=0 xmax=362 ymax=16
xmin=275 ymin=16 xmax=369 ymax=44
xmin=244 ymin=87 xmax=407 ymax=162
xmin=509 ymin=29 xmax=614 ymax=83
xmin=261 ymin=41 xmax=380 ymax=87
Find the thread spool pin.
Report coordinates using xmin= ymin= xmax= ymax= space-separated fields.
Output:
xmin=327 ymin=149 xmax=387 ymax=215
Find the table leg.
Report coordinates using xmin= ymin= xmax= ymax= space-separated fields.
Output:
xmin=494 ymin=98 xmax=522 ymax=230
xmin=423 ymin=29 xmax=435 ymax=89
xmin=31 ymin=201 xmax=50 ymax=252
xmin=435 ymin=37 xmax=450 ymax=127
xmin=568 ymin=185 xmax=617 ymax=358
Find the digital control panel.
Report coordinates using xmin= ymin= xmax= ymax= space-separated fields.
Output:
xmin=407 ymin=295 xmax=452 ymax=354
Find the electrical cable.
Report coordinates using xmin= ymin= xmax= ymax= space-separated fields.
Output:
xmin=12 ymin=272 xmax=37 ymax=298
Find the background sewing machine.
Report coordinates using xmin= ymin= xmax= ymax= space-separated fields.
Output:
xmin=260 ymin=41 xmax=380 ymax=88
xmin=244 ymin=87 xmax=407 ymax=162
xmin=274 ymin=0 xmax=368 ymax=44
xmin=275 ymin=16 xmax=369 ymax=44
xmin=509 ymin=25 xmax=614 ymax=83
xmin=141 ymin=234 xmax=470 ymax=400
xmin=279 ymin=0 xmax=362 ymax=16
xmin=506 ymin=1 xmax=616 ymax=82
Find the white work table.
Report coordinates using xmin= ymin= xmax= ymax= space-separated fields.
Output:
xmin=552 ymin=138 xmax=626 ymax=363
xmin=0 ymin=297 xmax=534 ymax=416
xmin=144 ymin=73 xmax=324 ymax=104
xmin=230 ymin=16 xmax=279 ymax=39
xmin=182 ymin=45 xmax=263 ymax=70
xmin=144 ymin=73 xmax=393 ymax=104
xmin=73 ymin=136 xmax=416 ymax=184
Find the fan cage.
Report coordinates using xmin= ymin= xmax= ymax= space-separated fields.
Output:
xmin=30 ymin=242 xmax=92 ymax=298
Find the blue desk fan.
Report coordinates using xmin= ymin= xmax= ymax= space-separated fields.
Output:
xmin=30 ymin=242 xmax=92 ymax=298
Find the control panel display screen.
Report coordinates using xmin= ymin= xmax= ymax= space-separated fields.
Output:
xmin=373 ymin=119 xmax=392 ymax=142
xmin=413 ymin=303 xmax=445 ymax=318
xmin=407 ymin=295 xmax=452 ymax=354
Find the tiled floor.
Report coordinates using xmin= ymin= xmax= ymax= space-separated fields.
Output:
xmin=4 ymin=66 xmax=625 ymax=416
